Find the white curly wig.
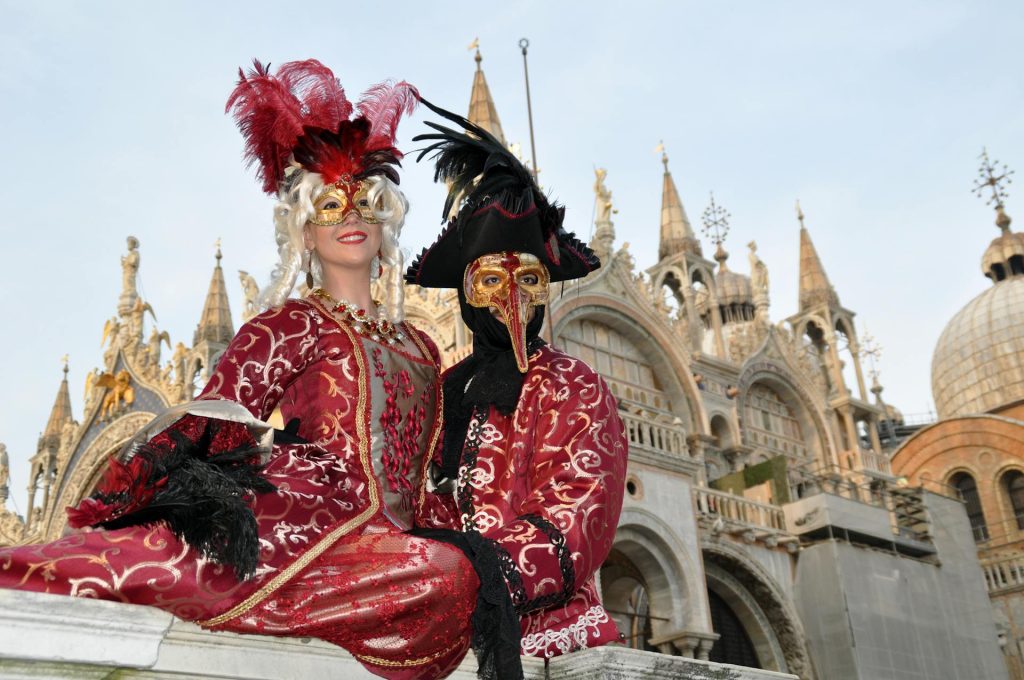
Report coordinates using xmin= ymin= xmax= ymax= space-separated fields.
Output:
xmin=256 ymin=164 xmax=408 ymax=321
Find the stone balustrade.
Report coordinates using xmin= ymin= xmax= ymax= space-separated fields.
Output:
xmin=981 ymin=553 xmax=1024 ymax=594
xmin=695 ymin=486 xmax=788 ymax=533
xmin=619 ymin=411 xmax=689 ymax=457
xmin=857 ymin=447 xmax=892 ymax=476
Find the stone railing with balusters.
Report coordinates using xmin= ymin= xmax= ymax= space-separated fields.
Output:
xmin=618 ymin=410 xmax=696 ymax=473
xmin=619 ymin=411 xmax=688 ymax=455
xmin=856 ymin=447 xmax=892 ymax=476
xmin=981 ymin=553 xmax=1024 ymax=594
xmin=694 ymin=486 xmax=788 ymax=534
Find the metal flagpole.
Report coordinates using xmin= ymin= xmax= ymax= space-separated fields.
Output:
xmin=518 ymin=38 xmax=538 ymax=179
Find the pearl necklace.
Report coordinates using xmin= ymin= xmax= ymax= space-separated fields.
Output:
xmin=310 ymin=288 xmax=405 ymax=345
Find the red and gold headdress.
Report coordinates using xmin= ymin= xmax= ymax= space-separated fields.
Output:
xmin=225 ymin=59 xmax=418 ymax=205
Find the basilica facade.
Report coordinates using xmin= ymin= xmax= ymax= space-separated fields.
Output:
xmin=0 ymin=53 xmax=1016 ymax=679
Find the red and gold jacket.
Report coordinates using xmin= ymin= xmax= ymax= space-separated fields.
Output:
xmin=54 ymin=296 xmax=447 ymax=629
xmin=418 ymin=344 xmax=628 ymax=658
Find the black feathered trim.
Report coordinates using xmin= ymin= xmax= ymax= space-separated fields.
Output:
xmin=409 ymin=527 xmax=523 ymax=680
xmin=407 ymin=97 xmax=600 ymax=288
xmin=404 ymin=218 xmax=458 ymax=286
xmin=292 ymin=117 xmax=403 ymax=186
xmin=93 ymin=424 xmax=275 ymax=580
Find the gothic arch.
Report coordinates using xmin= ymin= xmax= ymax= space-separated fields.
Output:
xmin=704 ymin=561 xmax=784 ymax=669
xmin=701 ymin=542 xmax=815 ymax=679
xmin=737 ymin=362 xmax=833 ymax=470
xmin=552 ymin=300 xmax=707 ymax=434
xmin=997 ymin=465 xmax=1024 ymax=531
xmin=790 ymin=313 xmax=833 ymax=347
xmin=690 ymin=265 xmax=715 ymax=289
xmin=610 ymin=507 xmax=705 ymax=636
xmin=948 ymin=468 xmax=989 ymax=541
xmin=706 ymin=413 xmax=737 ymax=481
xmin=709 ymin=412 xmax=737 ymax=450
xmin=652 ymin=265 xmax=688 ymax=308
xmin=44 ymin=411 xmax=156 ymax=540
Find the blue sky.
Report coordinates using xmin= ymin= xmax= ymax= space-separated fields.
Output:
xmin=1 ymin=1 xmax=1022 ymax=515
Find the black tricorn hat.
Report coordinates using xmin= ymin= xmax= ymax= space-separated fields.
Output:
xmin=405 ymin=98 xmax=600 ymax=289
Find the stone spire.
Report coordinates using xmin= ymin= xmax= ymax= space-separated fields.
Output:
xmin=658 ymin=149 xmax=700 ymax=260
xmin=467 ymin=47 xmax=506 ymax=145
xmin=193 ymin=242 xmax=235 ymax=347
xmin=797 ymin=202 xmax=839 ymax=311
xmin=40 ymin=358 xmax=73 ymax=453
xmin=27 ymin=358 xmax=74 ymax=526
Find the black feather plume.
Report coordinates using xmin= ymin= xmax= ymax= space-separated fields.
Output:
xmin=95 ymin=425 xmax=275 ymax=580
xmin=413 ymin=97 xmax=546 ymax=225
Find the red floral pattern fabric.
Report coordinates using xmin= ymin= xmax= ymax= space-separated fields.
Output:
xmin=418 ymin=344 xmax=628 ymax=658
xmin=0 ymin=298 xmax=477 ymax=680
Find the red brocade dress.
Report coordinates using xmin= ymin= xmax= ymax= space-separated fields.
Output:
xmin=0 ymin=297 xmax=478 ymax=680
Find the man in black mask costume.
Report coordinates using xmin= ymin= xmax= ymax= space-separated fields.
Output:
xmin=406 ymin=100 xmax=628 ymax=680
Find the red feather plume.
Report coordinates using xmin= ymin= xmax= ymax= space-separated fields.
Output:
xmin=276 ymin=60 xmax=352 ymax=130
xmin=226 ymin=60 xmax=305 ymax=194
xmin=226 ymin=60 xmax=416 ymax=194
xmin=358 ymin=80 xmax=421 ymax=151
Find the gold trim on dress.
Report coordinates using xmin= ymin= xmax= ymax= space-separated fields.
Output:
xmin=199 ymin=320 xmax=379 ymax=627
xmin=353 ymin=636 xmax=466 ymax=668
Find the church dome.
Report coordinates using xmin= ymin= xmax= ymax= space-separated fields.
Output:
xmin=695 ymin=245 xmax=755 ymax=322
xmin=981 ymin=226 xmax=1024 ymax=282
xmin=714 ymin=268 xmax=753 ymax=307
xmin=932 ymin=208 xmax=1024 ymax=419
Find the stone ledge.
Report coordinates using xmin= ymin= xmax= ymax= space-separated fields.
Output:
xmin=0 ymin=590 xmax=794 ymax=680
xmin=547 ymin=646 xmax=797 ymax=680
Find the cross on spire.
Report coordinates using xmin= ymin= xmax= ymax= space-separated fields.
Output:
xmin=972 ymin=148 xmax=1014 ymax=210
xmin=701 ymin=192 xmax=731 ymax=247
xmin=702 ymin=193 xmax=732 ymax=270
xmin=859 ymin=330 xmax=882 ymax=383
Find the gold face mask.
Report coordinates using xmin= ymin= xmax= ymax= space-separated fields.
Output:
xmin=309 ymin=177 xmax=382 ymax=226
xmin=464 ymin=252 xmax=550 ymax=372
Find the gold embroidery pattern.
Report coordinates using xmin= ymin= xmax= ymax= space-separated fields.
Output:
xmin=353 ymin=636 xmax=465 ymax=668
xmin=406 ymin=325 xmax=444 ymax=512
xmin=200 ymin=321 xmax=379 ymax=627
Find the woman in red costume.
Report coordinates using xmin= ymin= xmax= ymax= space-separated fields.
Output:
xmin=0 ymin=60 xmax=481 ymax=680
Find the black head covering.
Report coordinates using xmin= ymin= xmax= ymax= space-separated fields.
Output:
xmin=404 ymin=98 xmax=600 ymax=289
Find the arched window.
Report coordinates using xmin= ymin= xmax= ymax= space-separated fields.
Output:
xmin=1003 ymin=471 xmax=1024 ymax=530
xmin=600 ymin=550 xmax=656 ymax=653
xmin=707 ymin=590 xmax=760 ymax=668
xmin=744 ymin=384 xmax=808 ymax=458
xmin=561 ymin=319 xmax=670 ymax=413
xmin=951 ymin=472 xmax=989 ymax=542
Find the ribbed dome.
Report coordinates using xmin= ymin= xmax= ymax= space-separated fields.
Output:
xmin=694 ymin=246 xmax=754 ymax=320
xmin=931 ymin=276 xmax=1024 ymax=418
xmin=714 ymin=269 xmax=753 ymax=307
xmin=981 ymin=229 xmax=1024 ymax=281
